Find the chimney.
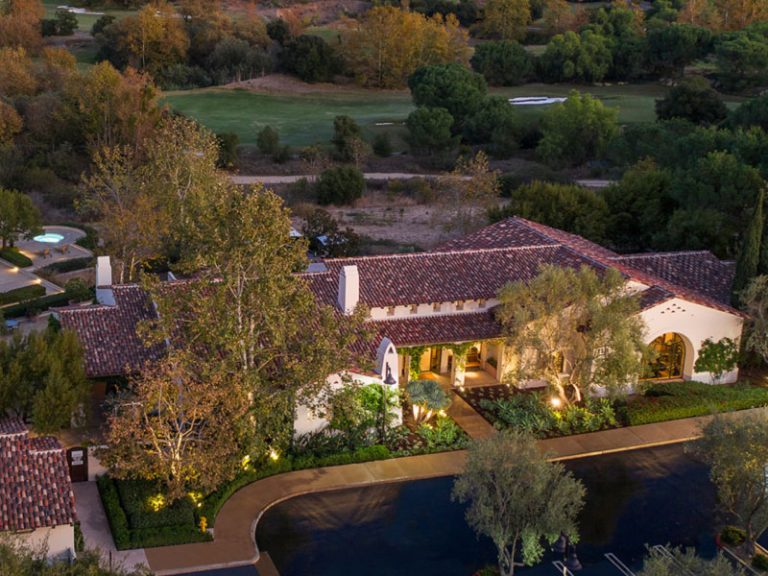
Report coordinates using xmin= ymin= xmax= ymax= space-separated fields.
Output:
xmin=95 ymin=256 xmax=115 ymax=306
xmin=337 ymin=265 xmax=359 ymax=315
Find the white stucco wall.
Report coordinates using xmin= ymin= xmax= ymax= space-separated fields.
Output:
xmin=640 ymin=298 xmax=744 ymax=384
xmin=11 ymin=524 xmax=75 ymax=561
xmin=293 ymin=371 xmax=403 ymax=437
xmin=369 ymin=298 xmax=499 ymax=321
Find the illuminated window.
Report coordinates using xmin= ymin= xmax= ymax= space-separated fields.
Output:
xmin=478 ymin=299 xmax=487 ymax=308
xmin=647 ymin=333 xmax=685 ymax=379
xmin=456 ymin=301 xmax=464 ymax=311
xmin=410 ymin=304 xmax=418 ymax=314
xmin=387 ymin=306 xmax=396 ymax=317
xmin=433 ymin=302 xmax=442 ymax=312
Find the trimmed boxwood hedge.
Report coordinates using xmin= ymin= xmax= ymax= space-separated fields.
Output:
xmin=37 ymin=256 xmax=94 ymax=275
xmin=620 ymin=381 xmax=768 ymax=426
xmin=96 ymin=475 xmax=211 ymax=550
xmin=0 ymin=284 xmax=46 ymax=306
xmin=97 ymin=445 xmax=393 ymax=549
xmin=0 ymin=248 xmax=33 ymax=268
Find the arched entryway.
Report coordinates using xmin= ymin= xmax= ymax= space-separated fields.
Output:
xmin=648 ymin=332 xmax=687 ymax=380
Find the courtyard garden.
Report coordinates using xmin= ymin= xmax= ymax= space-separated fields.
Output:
xmin=97 ymin=380 xmax=468 ymax=549
xmin=457 ymin=380 xmax=768 ymax=438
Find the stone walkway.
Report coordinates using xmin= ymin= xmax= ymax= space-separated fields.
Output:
xmin=144 ymin=407 xmax=768 ymax=575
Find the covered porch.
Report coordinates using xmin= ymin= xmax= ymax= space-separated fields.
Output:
xmin=398 ymin=340 xmax=509 ymax=390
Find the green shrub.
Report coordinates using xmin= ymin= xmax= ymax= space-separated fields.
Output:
xmin=115 ymin=480 xmax=196 ymax=530
xmin=96 ymin=475 xmax=130 ymax=549
xmin=0 ymin=248 xmax=33 ymax=268
xmin=316 ymin=166 xmax=365 ymax=205
xmin=417 ymin=417 xmax=466 ymax=451
xmin=721 ymin=525 xmax=746 ymax=546
xmin=754 ymin=554 xmax=768 ymax=572
xmin=0 ymin=284 xmax=46 ymax=306
xmin=480 ymin=394 xmax=616 ymax=437
xmin=372 ymin=133 xmax=393 ymax=157
xmin=621 ymin=381 xmax=768 ymax=426
xmin=2 ymin=291 xmax=80 ymax=319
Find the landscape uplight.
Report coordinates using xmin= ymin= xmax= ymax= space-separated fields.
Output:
xmin=550 ymin=397 xmax=562 ymax=409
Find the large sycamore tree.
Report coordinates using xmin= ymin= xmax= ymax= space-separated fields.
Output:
xmin=693 ymin=414 xmax=768 ymax=555
xmin=102 ymin=351 xmax=250 ymax=500
xmin=453 ymin=430 xmax=585 ymax=576
xmin=496 ymin=264 xmax=648 ymax=403
xmin=143 ymin=183 xmax=370 ymax=463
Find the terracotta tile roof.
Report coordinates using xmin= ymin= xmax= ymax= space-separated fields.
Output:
xmin=495 ymin=218 xmax=742 ymax=317
xmin=57 ymin=217 xmax=743 ymax=377
xmin=370 ymin=310 xmax=502 ymax=347
xmin=306 ymin=245 xmax=603 ymax=309
xmin=0 ymin=418 xmax=76 ymax=533
xmin=57 ymin=285 xmax=164 ymax=378
xmin=610 ymin=251 xmax=735 ymax=306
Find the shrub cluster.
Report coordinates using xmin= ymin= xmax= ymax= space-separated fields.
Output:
xmin=620 ymin=381 xmax=768 ymax=426
xmin=479 ymin=394 xmax=617 ymax=438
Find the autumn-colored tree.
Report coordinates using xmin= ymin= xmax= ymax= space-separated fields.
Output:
xmin=678 ymin=0 xmax=767 ymax=30
xmin=63 ymin=62 xmax=161 ymax=151
xmin=543 ymin=0 xmax=583 ymax=34
xmin=480 ymin=0 xmax=532 ymax=41
xmin=38 ymin=46 xmax=76 ymax=92
xmin=112 ymin=1 xmax=189 ymax=75
xmin=101 ymin=351 xmax=251 ymax=500
xmin=0 ymin=47 xmax=37 ymax=97
xmin=0 ymin=101 xmax=22 ymax=144
xmin=436 ymin=151 xmax=500 ymax=233
xmin=79 ymin=146 xmax=170 ymax=283
xmin=340 ymin=6 xmax=470 ymax=88
xmin=0 ymin=0 xmax=43 ymax=51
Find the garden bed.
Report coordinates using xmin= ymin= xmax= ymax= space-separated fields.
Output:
xmin=619 ymin=381 xmax=768 ymax=426
xmin=458 ymin=382 xmax=768 ymax=437
xmin=0 ymin=284 xmax=46 ymax=306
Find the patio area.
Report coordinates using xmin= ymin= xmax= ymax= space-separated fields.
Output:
xmin=418 ymin=367 xmax=500 ymax=390
xmin=14 ymin=225 xmax=91 ymax=270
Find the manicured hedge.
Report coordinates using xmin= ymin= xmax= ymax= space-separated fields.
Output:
xmin=0 ymin=248 xmax=33 ymax=268
xmin=38 ymin=256 xmax=94 ymax=274
xmin=115 ymin=479 xmax=196 ymax=530
xmin=199 ymin=445 xmax=392 ymax=526
xmin=2 ymin=286 xmax=94 ymax=319
xmin=96 ymin=475 xmax=211 ymax=550
xmin=0 ymin=284 xmax=46 ymax=306
xmin=620 ymin=381 xmax=768 ymax=426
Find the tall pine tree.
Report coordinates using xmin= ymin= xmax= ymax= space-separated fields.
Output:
xmin=733 ymin=186 xmax=765 ymax=305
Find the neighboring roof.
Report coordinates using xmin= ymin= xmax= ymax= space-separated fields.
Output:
xmin=57 ymin=284 xmax=164 ymax=378
xmin=306 ymin=245 xmax=602 ymax=309
xmin=0 ymin=418 xmax=76 ymax=533
xmin=611 ymin=251 xmax=736 ymax=307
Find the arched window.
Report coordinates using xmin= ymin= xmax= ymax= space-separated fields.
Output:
xmin=648 ymin=333 xmax=686 ymax=379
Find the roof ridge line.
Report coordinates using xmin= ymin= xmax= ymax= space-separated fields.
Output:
xmin=324 ymin=244 xmax=561 ymax=263
xmin=612 ymin=250 xmax=715 ymax=260
xmin=368 ymin=309 xmax=495 ymax=323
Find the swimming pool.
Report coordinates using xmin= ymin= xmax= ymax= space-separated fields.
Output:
xmin=256 ymin=445 xmax=719 ymax=576
xmin=32 ymin=233 xmax=65 ymax=244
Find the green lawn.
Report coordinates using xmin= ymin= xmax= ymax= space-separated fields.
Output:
xmin=163 ymin=82 xmax=745 ymax=148
xmin=43 ymin=1 xmax=135 ymax=33
xmin=162 ymin=88 xmax=415 ymax=147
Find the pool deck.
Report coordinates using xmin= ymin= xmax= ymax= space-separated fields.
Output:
xmin=143 ymin=406 xmax=768 ymax=576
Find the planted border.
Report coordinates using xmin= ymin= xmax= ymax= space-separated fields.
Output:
xmin=0 ymin=248 xmax=33 ymax=268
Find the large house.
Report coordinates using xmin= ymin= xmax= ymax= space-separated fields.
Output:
xmin=57 ymin=217 xmax=744 ymax=434
xmin=0 ymin=418 xmax=77 ymax=560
